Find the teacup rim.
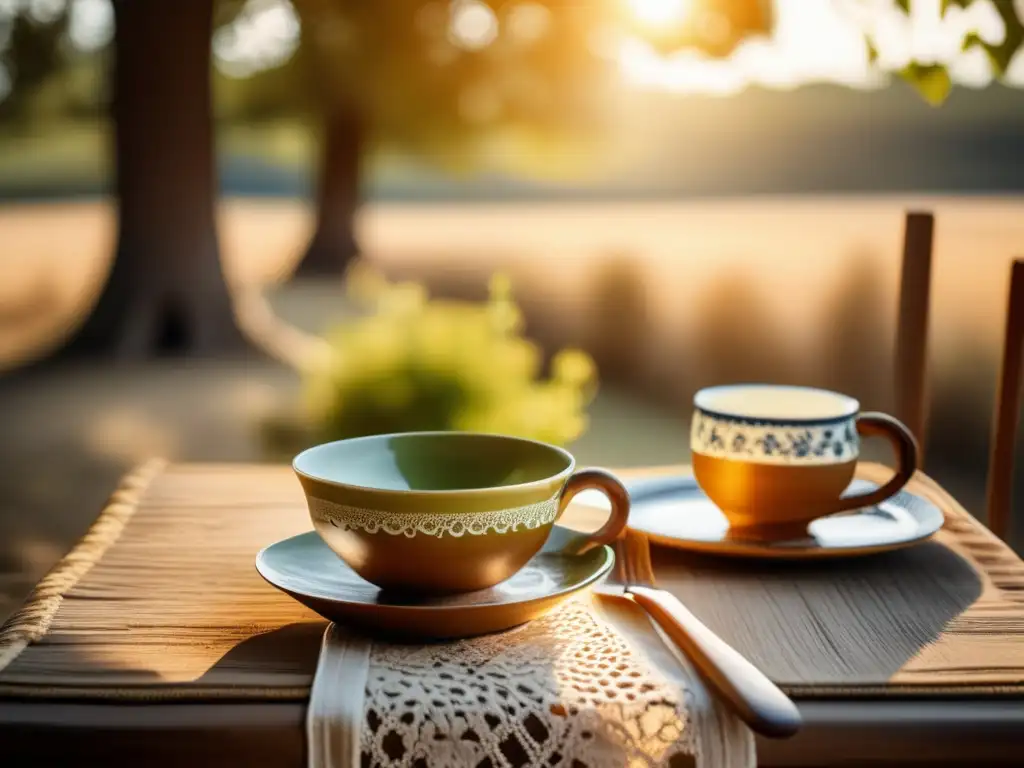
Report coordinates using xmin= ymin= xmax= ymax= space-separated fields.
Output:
xmin=293 ymin=431 xmax=576 ymax=496
xmin=694 ymin=383 xmax=860 ymax=425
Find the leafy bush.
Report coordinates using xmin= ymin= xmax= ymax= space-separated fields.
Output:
xmin=293 ymin=267 xmax=596 ymax=448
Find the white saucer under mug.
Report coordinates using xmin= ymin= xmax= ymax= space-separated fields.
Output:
xmin=581 ymin=475 xmax=944 ymax=560
xmin=256 ymin=525 xmax=613 ymax=640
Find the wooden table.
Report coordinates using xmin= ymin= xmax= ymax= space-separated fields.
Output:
xmin=1 ymin=462 xmax=1023 ymax=767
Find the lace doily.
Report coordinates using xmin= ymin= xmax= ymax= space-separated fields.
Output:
xmin=361 ymin=598 xmax=694 ymax=767
xmin=307 ymin=492 xmax=561 ymax=538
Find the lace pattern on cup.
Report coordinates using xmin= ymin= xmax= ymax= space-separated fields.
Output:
xmin=362 ymin=599 xmax=693 ymax=767
xmin=692 ymin=411 xmax=858 ymax=466
xmin=307 ymin=492 xmax=561 ymax=538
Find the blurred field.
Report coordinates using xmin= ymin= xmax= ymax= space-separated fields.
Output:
xmin=2 ymin=194 xmax=1021 ymax=397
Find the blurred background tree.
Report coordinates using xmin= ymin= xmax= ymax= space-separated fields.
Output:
xmin=233 ymin=0 xmax=774 ymax=277
xmin=1 ymin=0 xmax=244 ymax=359
xmin=81 ymin=0 xmax=246 ymax=358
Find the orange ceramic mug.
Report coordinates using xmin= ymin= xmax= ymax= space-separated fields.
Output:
xmin=691 ymin=384 xmax=919 ymax=538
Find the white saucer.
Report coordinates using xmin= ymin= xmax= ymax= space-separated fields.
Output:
xmin=584 ymin=475 xmax=945 ymax=560
xmin=255 ymin=526 xmax=613 ymax=640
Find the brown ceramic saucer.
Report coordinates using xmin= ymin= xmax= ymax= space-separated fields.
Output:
xmin=255 ymin=526 xmax=613 ymax=640
xmin=582 ymin=475 xmax=944 ymax=560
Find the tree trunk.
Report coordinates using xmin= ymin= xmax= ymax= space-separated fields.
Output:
xmin=292 ymin=106 xmax=363 ymax=279
xmin=58 ymin=0 xmax=247 ymax=359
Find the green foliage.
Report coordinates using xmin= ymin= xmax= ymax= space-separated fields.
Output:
xmin=866 ymin=38 xmax=880 ymax=64
xmin=300 ymin=267 xmax=597 ymax=447
xmin=962 ymin=1 xmax=1024 ymax=74
xmin=898 ymin=62 xmax=952 ymax=105
xmin=883 ymin=0 xmax=1024 ymax=104
xmin=0 ymin=7 xmax=69 ymax=123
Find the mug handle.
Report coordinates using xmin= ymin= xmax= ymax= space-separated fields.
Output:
xmin=830 ymin=413 xmax=920 ymax=514
xmin=554 ymin=469 xmax=631 ymax=554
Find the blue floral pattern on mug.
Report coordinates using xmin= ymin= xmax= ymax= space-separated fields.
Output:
xmin=691 ymin=410 xmax=858 ymax=465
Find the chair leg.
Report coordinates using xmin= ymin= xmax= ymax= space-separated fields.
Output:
xmin=894 ymin=211 xmax=934 ymax=466
xmin=986 ymin=258 xmax=1024 ymax=541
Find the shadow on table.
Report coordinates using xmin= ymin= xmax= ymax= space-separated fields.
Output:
xmin=197 ymin=621 xmax=325 ymax=688
xmin=652 ymin=541 xmax=983 ymax=686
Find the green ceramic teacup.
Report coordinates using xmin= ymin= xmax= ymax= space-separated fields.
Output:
xmin=293 ymin=432 xmax=630 ymax=595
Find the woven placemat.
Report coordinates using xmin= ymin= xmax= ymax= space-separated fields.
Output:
xmin=0 ymin=461 xmax=1022 ymax=701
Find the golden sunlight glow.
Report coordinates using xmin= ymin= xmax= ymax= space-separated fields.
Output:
xmin=617 ymin=0 xmax=1024 ymax=95
xmin=449 ymin=0 xmax=500 ymax=51
xmin=626 ymin=0 xmax=692 ymax=29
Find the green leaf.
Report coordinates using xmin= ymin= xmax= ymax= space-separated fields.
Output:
xmin=899 ymin=62 xmax=952 ymax=105
xmin=960 ymin=3 xmax=1024 ymax=76
xmin=940 ymin=0 xmax=973 ymax=14
xmin=865 ymin=37 xmax=880 ymax=64
xmin=961 ymin=31 xmax=985 ymax=52
xmin=895 ymin=0 xmax=911 ymax=13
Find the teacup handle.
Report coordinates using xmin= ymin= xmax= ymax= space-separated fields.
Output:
xmin=555 ymin=469 xmax=631 ymax=554
xmin=831 ymin=413 xmax=920 ymax=514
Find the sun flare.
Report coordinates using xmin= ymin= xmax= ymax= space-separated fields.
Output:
xmin=626 ymin=0 xmax=692 ymax=29
xmin=616 ymin=0 xmax=1023 ymax=96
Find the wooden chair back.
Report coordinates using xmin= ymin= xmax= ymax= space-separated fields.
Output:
xmin=894 ymin=211 xmax=934 ymax=463
xmin=986 ymin=259 xmax=1024 ymax=542
xmin=890 ymin=212 xmax=1023 ymax=542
